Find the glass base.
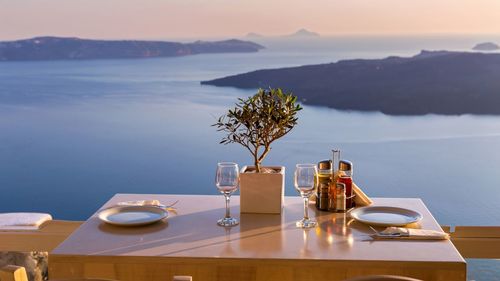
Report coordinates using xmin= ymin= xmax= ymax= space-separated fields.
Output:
xmin=217 ymin=217 xmax=239 ymax=227
xmin=296 ymin=218 xmax=317 ymax=228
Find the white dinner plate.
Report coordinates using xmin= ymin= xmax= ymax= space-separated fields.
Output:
xmin=350 ymin=206 xmax=423 ymax=227
xmin=97 ymin=205 xmax=168 ymax=226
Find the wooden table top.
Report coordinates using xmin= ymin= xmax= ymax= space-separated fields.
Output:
xmin=52 ymin=194 xmax=465 ymax=264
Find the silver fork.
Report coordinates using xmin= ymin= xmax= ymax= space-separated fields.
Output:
xmin=158 ymin=200 xmax=179 ymax=210
xmin=369 ymin=226 xmax=404 ymax=237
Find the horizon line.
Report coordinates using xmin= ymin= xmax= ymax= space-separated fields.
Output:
xmin=2 ymin=31 xmax=500 ymax=42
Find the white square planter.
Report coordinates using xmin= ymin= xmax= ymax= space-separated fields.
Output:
xmin=239 ymin=166 xmax=285 ymax=214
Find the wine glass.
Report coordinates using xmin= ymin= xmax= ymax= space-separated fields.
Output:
xmin=294 ymin=164 xmax=318 ymax=228
xmin=215 ymin=162 xmax=240 ymax=227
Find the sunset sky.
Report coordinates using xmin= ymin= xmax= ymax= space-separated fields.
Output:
xmin=1 ymin=0 xmax=500 ymax=40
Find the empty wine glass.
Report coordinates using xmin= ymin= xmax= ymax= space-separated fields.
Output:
xmin=215 ymin=162 xmax=240 ymax=227
xmin=294 ymin=164 xmax=318 ymax=228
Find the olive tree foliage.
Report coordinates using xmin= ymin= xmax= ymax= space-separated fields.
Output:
xmin=213 ymin=88 xmax=302 ymax=173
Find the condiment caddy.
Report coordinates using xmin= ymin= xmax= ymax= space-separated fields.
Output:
xmin=314 ymin=149 xmax=356 ymax=213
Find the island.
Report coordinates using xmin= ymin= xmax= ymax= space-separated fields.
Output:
xmin=202 ymin=50 xmax=500 ymax=115
xmin=286 ymin=28 xmax=320 ymax=38
xmin=472 ymin=42 xmax=500 ymax=51
xmin=244 ymin=29 xmax=320 ymax=39
xmin=0 ymin=36 xmax=265 ymax=61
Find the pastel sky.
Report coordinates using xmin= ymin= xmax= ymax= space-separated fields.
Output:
xmin=1 ymin=0 xmax=500 ymax=40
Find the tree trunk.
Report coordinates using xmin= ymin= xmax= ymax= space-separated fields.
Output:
xmin=254 ymin=158 xmax=261 ymax=173
xmin=253 ymin=146 xmax=261 ymax=173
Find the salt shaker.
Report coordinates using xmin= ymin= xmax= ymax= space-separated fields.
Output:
xmin=335 ymin=182 xmax=347 ymax=212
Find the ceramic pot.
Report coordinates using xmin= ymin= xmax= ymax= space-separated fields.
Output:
xmin=239 ymin=166 xmax=285 ymax=214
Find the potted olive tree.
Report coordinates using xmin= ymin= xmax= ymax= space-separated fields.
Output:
xmin=213 ymin=88 xmax=302 ymax=213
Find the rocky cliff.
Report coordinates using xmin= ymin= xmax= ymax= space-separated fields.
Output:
xmin=202 ymin=50 xmax=500 ymax=115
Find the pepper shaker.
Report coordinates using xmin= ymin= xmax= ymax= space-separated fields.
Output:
xmin=338 ymin=160 xmax=354 ymax=209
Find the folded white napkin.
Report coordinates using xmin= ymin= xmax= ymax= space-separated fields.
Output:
xmin=0 ymin=212 xmax=53 ymax=231
xmin=353 ymin=182 xmax=373 ymax=206
xmin=375 ymin=226 xmax=449 ymax=240
xmin=335 ymin=171 xmax=373 ymax=207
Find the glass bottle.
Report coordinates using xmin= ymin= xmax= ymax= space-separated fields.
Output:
xmin=331 ymin=149 xmax=341 ymax=183
xmin=316 ymin=160 xmax=332 ymax=211
xmin=329 ymin=149 xmax=341 ymax=211
xmin=338 ymin=160 xmax=354 ymax=209
xmin=335 ymin=182 xmax=347 ymax=212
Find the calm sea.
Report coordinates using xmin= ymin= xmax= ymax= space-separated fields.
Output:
xmin=0 ymin=35 xmax=499 ymax=280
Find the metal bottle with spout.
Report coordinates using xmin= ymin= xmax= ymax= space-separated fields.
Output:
xmin=329 ymin=149 xmax=341 ymax=211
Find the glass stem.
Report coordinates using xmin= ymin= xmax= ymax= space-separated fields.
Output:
xmin=303 ymin=197 xmax=309 ymax=220
xmin=225 ymin=194 xmax=231 ymax=218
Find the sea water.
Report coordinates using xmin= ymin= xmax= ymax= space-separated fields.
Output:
xmin=0 ymin=35 xmax=499 ymax=280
